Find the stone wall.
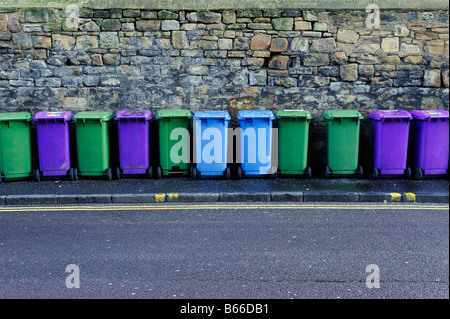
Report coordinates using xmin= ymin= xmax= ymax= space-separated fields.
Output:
xmin=0 ymin=6 xmax=449 ymax=171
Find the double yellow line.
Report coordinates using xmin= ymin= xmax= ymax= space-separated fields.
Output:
xmin=0 ymin=203 xmax=448 ymax=212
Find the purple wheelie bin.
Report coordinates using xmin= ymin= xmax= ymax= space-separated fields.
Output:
xmin=33 ymin=111 xmax=74 ymax=181
xmin=115 ymin=110 xmax=152 ymax=179
xmin=368 ymin=110 xmax=412 ymax=179
xmin=409 ymin=109 xmax=449 ymax=180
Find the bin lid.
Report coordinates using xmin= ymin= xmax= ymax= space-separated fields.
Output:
xmin=237 ymin=110 xmax=275 ymax=120
xmin=322 ymin=109 xmax=363 ymax=120
xmin=411 ymin=109 xmax=449 ymax=120
xmin=34 ymin=111 xmax=73 ymax=121
xmin=115 ymin=110 xmax=152 ymax=120
xmin=276 ymin=109 xmax=312 ymax=119
xmin=367 ymin=109 xmax=412 ymax=121
xmin=0 ymin=112 xmax=32 ymax=122
xmin=73 ymin=111 xmax=114 ymax=121
xmin=193 ymin=111 xmax=231 ymax=120
xmin=155 ymin=109 xmax=193 ymax=119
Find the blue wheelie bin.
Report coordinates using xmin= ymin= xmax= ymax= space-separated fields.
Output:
xmin=192 ymin=111 xmax=231 ymax=180
xmin=237 ymin=110 xmax=276 ymax=179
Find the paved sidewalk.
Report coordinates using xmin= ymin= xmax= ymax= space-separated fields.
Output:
xmin=0 ymin=176 xmax=448 ymax=205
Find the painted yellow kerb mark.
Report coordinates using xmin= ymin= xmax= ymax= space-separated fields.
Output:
xmin=390 ymin=193 xmax=402 ymax=202
xmin=404 ymin=193 xmax=416 ymax=202
xmin=155 ymin=194 xmax=166 ymax=203
xmin=168 ymin=193 xmax=179 ymax=201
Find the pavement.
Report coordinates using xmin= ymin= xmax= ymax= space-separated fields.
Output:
xmin=0 ymin=174 xmax=448 ymax=205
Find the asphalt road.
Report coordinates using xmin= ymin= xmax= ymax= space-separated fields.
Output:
xmin=0 ymin=202 xmax=448 ymax=301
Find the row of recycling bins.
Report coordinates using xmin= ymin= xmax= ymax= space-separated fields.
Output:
xmin=0 ymin=109 xmax=448 ymax=183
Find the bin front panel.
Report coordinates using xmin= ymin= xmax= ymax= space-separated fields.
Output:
xmin=75 ymin=120 xmax=110 ymax=176
xmin=158 ymin=117 xmax=191 ymax=175
xmin=326 ymin=118 xmax=360 ymax=173
xmin=0 ymin=120 xmax=32 ymax=179
xmin=277 ymin=118 xmax=309 ymax=174
xmin=372 ymin=119 xmax=410 ymax=172
xmin=239 ymin=118 xmax=274 ymax=175
xmin=36 ymin=121 xmax=71 ymax=175
xmin=117 ymin=119 xmax=150 ymax=171
xmin=410 ymin=118 xmax=449 ymax=173
xmin=194 ymin=117 xmax=229 ymax=176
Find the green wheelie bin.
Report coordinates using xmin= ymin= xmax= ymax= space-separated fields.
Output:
xmin=155 ymin=109 xmax=192 ymax=178
xmin=276 ymin=110 xmax=312 ymax=178
xmin=323 ymin=109 xmax=364 ymax=178
xmin=0 ymin=112 xmax=37 ymax=182
xmin=73 ymin=111 xmax=114 ymax=181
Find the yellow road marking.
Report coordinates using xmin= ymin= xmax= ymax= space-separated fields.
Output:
xmin=390 ymin=193 xmax=402 ymax=202
xmin=404 ymin=193 xmax=416 ymax=202
xmin=155 ymin=194 xmax=165 ymax=203
xmin=0 ymin=203 xmax=447 ymax=212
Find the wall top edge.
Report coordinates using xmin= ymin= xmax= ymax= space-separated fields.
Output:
xmin=0 ymin=0 xmax=449 ymax=11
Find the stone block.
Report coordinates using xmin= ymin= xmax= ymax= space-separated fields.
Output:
xmin=311 ymin=38 xmax=336 ymax=51
xmin=250 ymin=34 xmax=271 ymax=50
xmin=76 ymin=35 xmax=99 ymax=50
xmin=313 ymin=22 xmax=328 ymax=32
xmin=25 ymin=8 xmax=48 ymax=23
xmin=218 ymin=38 xmax=233 ymax=50
xmin=337 ymin=29 xmax=359 ymax=44
xmin=12 ymin=33 xmax=32 ymax=50
xmin=161 ymin=20 xmax=180 ymax=31
xmin=79 ymin=21 xmax=100 ymax=32
xmin=303 ymin=53 xmax=329 ymax=66
xmin=172 ymin=31 xmax=189 ymax=49
xmin=249 ymin=69 xmax=267 ymax=86
xmin=158 ymin=10 xmax=179 ymax=20
xmin=102 ymin=19 xmax=121 ymax=31
xmin=424 ymin=69 xmax=441 ymax=87
xmin=295 ymin=21 xmax=312 ymax=31
xmin=272 ymin=18 xmax=293 ymax=31
xmin=290 ymin=37 xmax=309 ymax=52
xmin=269 ymin=55 xmax=290 ymax=69
xmin=197 ymin=12 xmax=222 ymax=24
xmin=52 ymin=34 xmax=76 ymax=51
xmin=234 ymin=36 xmax=249 ymax=50
xmin=7 ymin=13 xmax=21 ymax=33
xmin=340 ymin=64 xmax=358 ymax=82
xmin=270 ymin=38 xmax=288 ymax=52
xmin=222 ymin=10 xmax=236 ymax=24
xmin=381 ymin=37 xmax=399 ymax=53
xmin=99 ymin=32 xmax=119 ymax=49
xmin=136 ymin=20 xmax=160 ymax=32
xmin=32 ymin=36 xmax=51 ymax=49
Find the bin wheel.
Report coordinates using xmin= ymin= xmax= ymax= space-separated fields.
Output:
xmin=69 ymin=168 xmax=75 ymax=181
xmin=74 ymin=168 xmax=79 ymax=181
xmin=406 ymin=167 xmax=412 ymax=179
xmin=156 ymin=166 xmax=162 ymax=179
xmin=147 ymin=167 xmax=153 ymax=179
xmin=34 ymin=169 xmax=40 ymax=182
xmin=106 ymin=168 xmax=113 ymax=181
xmin=116 ymin=167 xmax=121 ymax=180
xmin=271 ymin=171 xmax=277 ymax=179
xmin=358 ymin=166 xmax=364 ymax=178
xmin=306 ymin=167 xmax=312 ymax=179
xmin=372 ymin=167 xmax=379 ymax=179
xmin=225 ymin=167 xmax=231 ymax=180
xmin=0 ymin=169 xmax=3 ymax=183
xmin=237 ymin=167 xmax=242 ymax=180
xmin=191 ymin=167 xmax=197 ymax=180
xmin=414 ymin=168 xmax=423 ymax=181
xmin=325 ymin=166 xmax=331 ymax=179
